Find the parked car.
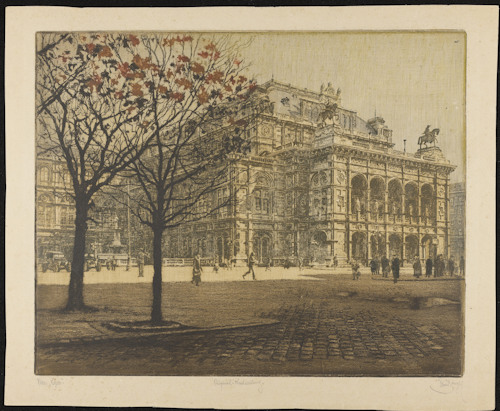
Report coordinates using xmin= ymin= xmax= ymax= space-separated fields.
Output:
xmin=40 ymin=251 xmax=70 ymax=272
xmin=84 ymin=254 xmax=102 ymax=272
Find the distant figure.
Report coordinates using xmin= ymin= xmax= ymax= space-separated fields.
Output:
xmin=435 ymin=255 xmax=445 ymax=277
xmin=459 ymin=256 xmax=465 ymax=276
xmin=351 ymin=260 xmax=361 ymax=280
xmin=391 ymin=256 xmax=400 ymax=283
xmin=265 ymin=257 xmax=272 ymax=271
xmin=448 ymin=257 xmax=455 ymax=276
xmin=137 ymin=250 xmax=146 ymax=277
xmin=111 ymin=255 xmax=117 ymax=271
xmin=355 ymin=198 xmax=361 ymax=214
xmin=413 ymin=257 xmax=422 ymax=278
xmin=439 ymin=256 xmax=446 ymax=277
xmin=370 ymin=259 xmax=377 ymax=275
xmin=375 ymin=258 xmax=380 ymax=275
xmin=298 ymin=256 xmax=303 ymax=271
xmin=213 ymin=260 xmax=219 ymax=273
xmin=192 ymin=254 xmax=203 ymax=286
xmin=333 ymin=255 xmax=338 ymax=267
xmin=425 ymin=257 xmax=433 ymax=278
xmin=381 ymin=256 xmax=390 ymax=278
xmin=242 ymin=252 xmax=256 ymax=280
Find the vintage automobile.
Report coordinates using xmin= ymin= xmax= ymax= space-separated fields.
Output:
xmin=84 ymin=254 xmax=102 ymax=272
xmin=40 ymin=251 xmax=70 ymax=272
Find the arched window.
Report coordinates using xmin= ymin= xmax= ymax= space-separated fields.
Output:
xmin=351 ymin=175 xmax=367 ymax=215
xmin=404 ymin=183 xmax=418 ymax=220
xmin=370 ymin=177 xmax=385 ymax=220
xmin=388 ymin=179 xmax=402 ymax=217
xmin=421 ymin=184 xmax=435 ymax=223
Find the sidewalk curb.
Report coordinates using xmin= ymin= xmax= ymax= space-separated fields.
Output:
xmin=38 ymin=320 xmax=280 ymax=349
xmin=371 ymin=276 xmax=464 ymax=282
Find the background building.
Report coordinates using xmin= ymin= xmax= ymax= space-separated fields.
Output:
xmin=36 ymin=156 xmax=133 ymax=261
xmin=450 ymin=182 xmax=465 ymax=260
xmin=36 ymin=80 xmax=459 ymax=267
xmin=165 ymin=80 xmax=457 ymax=266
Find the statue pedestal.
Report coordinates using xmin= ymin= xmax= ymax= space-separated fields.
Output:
xmin=416 ymin=146 xmax=447 ymax=162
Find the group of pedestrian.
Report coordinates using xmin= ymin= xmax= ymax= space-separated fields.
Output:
xmin=106 ymin=256 xmax=117 ymax=271
xmin=422 ymin=255 xmax=463 ymax=278
xmin=367 ymin=256 xmax=400 ymax=283
xmin=369 ymin=258 xmax=381 ymax=275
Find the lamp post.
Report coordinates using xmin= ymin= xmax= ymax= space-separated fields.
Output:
xmin=126 ymin=179 xmax=131 ymax=271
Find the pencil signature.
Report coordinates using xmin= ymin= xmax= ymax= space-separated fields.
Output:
xmin=214 ymin=378 xmax=263 ymax=393
xmin=430 ymin=378 xmax=461 ymax=394
xmin=37 ymin=377 xmax=63 ymax=388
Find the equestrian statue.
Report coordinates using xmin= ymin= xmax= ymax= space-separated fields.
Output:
xmin=418 ymin=125 xmax=440 ymax=149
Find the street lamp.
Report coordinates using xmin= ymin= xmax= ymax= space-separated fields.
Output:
xmin=126 ymin=180 xmax=131 ymax=271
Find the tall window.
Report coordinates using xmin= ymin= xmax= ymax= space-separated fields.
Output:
xmin=40 ymin=167 xmax=49 ymax=183
xmin=254 ymin=189 xmax=271 ymax=214
xmin=217 ymin=188 xmax=229 ymax=216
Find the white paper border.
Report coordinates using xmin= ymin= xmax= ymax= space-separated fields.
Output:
xmin=5 ymin=6 xmax=497 ymax=410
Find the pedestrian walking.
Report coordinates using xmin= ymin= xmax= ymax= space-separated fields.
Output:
xmin=111 ymin=255 xmax=117 ymax=271
xmin=370 ymin=258 xmax=377 ymax=275
xmin=242 ymin=252 xmax=257 ymax=280
xmin=413 ymin=257 xmax=422 ymax=278
xmin=351 ymin=260 xmax=361 ymax=280
xmin=391 ymin=256 xmax=400 ymax=283
xmin=265 ymin=257 xmax=272 ymax=271
xmin=192 ymin=253 xmax=203 ymax=286
xmin=425 ymin=257 xmax=433 ymax=278
xmin=212 ymin=260 xmax=219 ymax=273
xmin=333 ymin=255 xmax=338 ymax=267
xmin=459 ymin=255 xmax=465 ymax=276
xmin=381 ymin=256 xmax=390 ymax=278
xmin=375 ymin=258 xmax=380 ymax=275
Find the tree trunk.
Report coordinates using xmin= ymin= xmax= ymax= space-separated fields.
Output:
xmin=66 ymin=200 xmax=88 ymax=311
xmin=151 ymin=226 xmax=164 ymax=324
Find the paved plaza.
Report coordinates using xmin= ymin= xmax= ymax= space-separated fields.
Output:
xmin=36 ymin=266 xmax=463 ymax=376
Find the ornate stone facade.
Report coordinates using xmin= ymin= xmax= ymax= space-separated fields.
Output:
xmin=165 ymin=80 xmax=457 ymax=266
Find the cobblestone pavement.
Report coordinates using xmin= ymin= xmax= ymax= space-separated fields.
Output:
xmin=37 ymin=297 xmax=461 ymax=376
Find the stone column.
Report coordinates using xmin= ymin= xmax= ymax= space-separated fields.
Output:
xmin=384 ymin=189 xmax=389 ymax=224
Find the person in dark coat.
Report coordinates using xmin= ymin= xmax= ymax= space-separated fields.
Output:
xmin=425 ymin=257 xmax=433 ymax=278
xmin=391 ymin=256 xmax=400 ymax=283
xmin=351 ymin=260 xmax=361 ymax=280
xmin=192 ymin=254 xmax=203 ymax=286
xmin=448 ymin=258 xmax=455 ymax=276
xmin=381 ymin=256 xmax=390 ymax=278
xmin=459 ymin=256 xmax=465 ymax=276
xmin=375 ymin=258 xmax=381 ymax=275
xmin=370 ymin=259 xmax=377 ymax=275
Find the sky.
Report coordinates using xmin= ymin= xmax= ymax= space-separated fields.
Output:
xmin=228 ymin=32 xmax=465 ymax=183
